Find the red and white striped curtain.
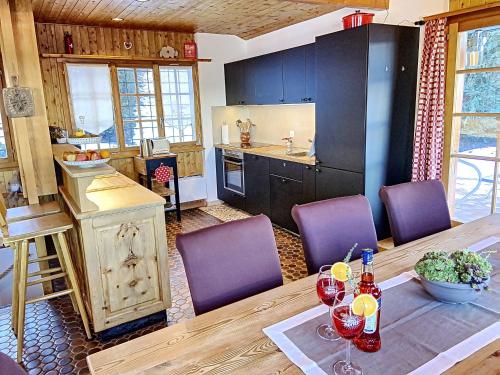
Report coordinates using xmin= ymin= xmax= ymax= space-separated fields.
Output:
xmin=411 ymin=18 xmax=448 ymax=181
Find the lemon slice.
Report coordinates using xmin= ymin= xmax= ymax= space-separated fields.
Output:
xmin=352 ymin=294 xmax=378 ymax=317
xmin=330 ymin=262 xmax=352 ymax=282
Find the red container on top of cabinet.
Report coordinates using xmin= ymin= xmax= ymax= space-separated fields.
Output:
xmin=342 ymin=10 xmax=374 ymax=30
xmin=184 ymin=41 xmax=197 ymax=59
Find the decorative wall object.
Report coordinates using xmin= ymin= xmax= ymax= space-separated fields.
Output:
xmin=160 ymin=46 xmax=178 ymax=58
xmin=124 ymin=41 xmax=133 ymax=50
xmin=2 ymin=76 xmax=35 ymax=118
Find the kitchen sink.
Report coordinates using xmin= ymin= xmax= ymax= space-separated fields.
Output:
xmin=287 ymin=151 xmax=308 ymax=157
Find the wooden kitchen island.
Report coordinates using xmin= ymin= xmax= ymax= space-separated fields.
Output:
xmin=52 ymin=145 xmax=171 ymax=332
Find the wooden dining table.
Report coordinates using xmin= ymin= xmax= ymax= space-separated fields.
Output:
xmin=87 ymin=214 xmax=500 ymax=374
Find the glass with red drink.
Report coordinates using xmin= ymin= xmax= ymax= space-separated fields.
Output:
xmin=331 ymin=292 xmax=366 ymax=375
xmin=315 ymin=265 xmax=345 ymax=340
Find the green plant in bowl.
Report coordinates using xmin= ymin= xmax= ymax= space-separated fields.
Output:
xmin=415 ymin=250 xmax=493 ymax=304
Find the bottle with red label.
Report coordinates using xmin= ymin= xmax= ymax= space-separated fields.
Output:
xmin=353 ymin=249 xmax=382 ymax=352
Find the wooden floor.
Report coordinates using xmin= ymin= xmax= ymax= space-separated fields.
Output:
xmin=0 ymin=208 xmax=307 ymax=374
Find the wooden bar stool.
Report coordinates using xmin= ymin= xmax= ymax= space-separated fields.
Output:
xmin=0 ymin=203 xmax=91 ymax=363
xmin=5 ymin=200 xmax=61 ymax=294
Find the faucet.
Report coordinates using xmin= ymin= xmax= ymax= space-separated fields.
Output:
xmin=282 ymin=137 xmax=293 ymax=154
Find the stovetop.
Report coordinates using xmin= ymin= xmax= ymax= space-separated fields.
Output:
xmin=224 ymin=142 xmax=271 ymax=149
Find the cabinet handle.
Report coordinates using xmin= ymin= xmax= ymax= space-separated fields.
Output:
xmin=279 ymin=99 xmax=284 ymax=103
xmin=281 ymin=178 xmax=287 ymax=183
xmin=305 ymin=165 xmax=311 ymax=170
xmin=307 ymin=97 xmax=312 ymax=102
xmin=315 ymin=168 xmax=321 ymax=173
xmin=283 ymin=162 xmax=287 ymax=167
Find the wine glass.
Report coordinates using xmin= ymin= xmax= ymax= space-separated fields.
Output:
xmin=331 ymin=292 xmax=366 ymax=375
xmin=315 ymin=265 xmax=345 ymax=341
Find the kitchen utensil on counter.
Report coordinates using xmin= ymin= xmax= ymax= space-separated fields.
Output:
xmin=342 ymin=10 xmax=374 ymax=29
xmin=221 ymin=121 xmax=230 ymax=144
xmin=236 ymin=119 xmax=255 ymax=147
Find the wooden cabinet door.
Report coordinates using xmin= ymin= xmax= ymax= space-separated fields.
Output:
xmin=253 ymin=52 xmax=284 ymax=105
xmin=270 ymin=175 xmax=303 ymax=233
xmin=315 ymin=166 xmax=364 ymax=202
xmin=92 ymin=209 xmax=165 ymax=328
xmin=282 ymin=46 xmax=306 ymax=104
xmin=315 ymin=27 xmax=368 ymax=172
xmin=244 ymin=153 xmax=270 ymax=216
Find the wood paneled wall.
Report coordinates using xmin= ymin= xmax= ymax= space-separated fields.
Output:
xmin=449 ymin=0 xmax=498 ymax=10
xmin=36 ymin=23 xmax=204 ymax=180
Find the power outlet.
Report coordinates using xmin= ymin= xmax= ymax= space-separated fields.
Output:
xmin=289 ymin=130 xmax=295 ymax=138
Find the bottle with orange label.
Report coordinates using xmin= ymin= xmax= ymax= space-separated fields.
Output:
xmin=353 ymin=249 xmax=382 ymax=352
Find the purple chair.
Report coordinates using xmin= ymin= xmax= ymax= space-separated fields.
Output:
xmin=379 ymin=180 xmax=451 ymax=246
xmin=291 ymin=195 xmax=378 ymax=275
xmin=0 ymin=352 xmax=26 ymax=375
xmin=176 ymin=215 xmax=283 ymax=315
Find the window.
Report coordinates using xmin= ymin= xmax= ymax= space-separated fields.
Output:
xmin=117 ymin=67 xmax=159 ymax=147
xmin=66 ymin=64 xmax=118 ymax=149
xmin=0 ymin=75 xmax=15 ymax=163
xmin=448 ymin=26 xmax=499 ymax=222
xmin=66 ymin=63 xmax=200 ymax=152
xmin=159 ymin=66 xmax=196 ymax=143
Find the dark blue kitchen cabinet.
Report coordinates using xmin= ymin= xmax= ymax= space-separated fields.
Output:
xmin=314 ymin=24 xmax=419 ymax=238
xmin=244 ymin=153 xmax=271 ymax=216
xmin=252 ymin=52 xmax=284 ymax=104
xmin=225 ymin=44 xmax=315 ymax=106
xmin=224 ymin=60 xmax=255 ymax=105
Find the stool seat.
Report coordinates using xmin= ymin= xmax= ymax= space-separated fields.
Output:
xmin=6 ymin=201 xmax=61 ymax=223
xmin=3 ymin=213 xmax=72 ymax=243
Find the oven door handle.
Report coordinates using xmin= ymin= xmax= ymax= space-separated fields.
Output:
xmin=223 ymin=159 xmax=243 ymax=166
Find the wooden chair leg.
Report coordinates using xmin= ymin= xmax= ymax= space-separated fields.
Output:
xmin=11 ymin=241 xmax=19 ymax=333
xmin=16 ymin=240 xmax=29 ymax=363
xmin=34 ymin=237 xmax=53 ymax=294
xmin=56 ymin=232 xmax=92 ymax=339
xmin=51 ymin=234 xmax=77 ymax=312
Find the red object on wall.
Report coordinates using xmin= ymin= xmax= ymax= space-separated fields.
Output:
xmin=184 ymin=41 xmax=197 ymax=59
xmin=342 ymin=10 xmax=374 ymax=29
xmin=64 ymin=32 xmax=74 ymax=54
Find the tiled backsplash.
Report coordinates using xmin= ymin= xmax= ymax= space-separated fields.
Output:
xmin=212 ymin=104 xmax=315 ymax=149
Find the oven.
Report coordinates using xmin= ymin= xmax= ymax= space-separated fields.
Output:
xmin=222 ymin=149 xmax=245 ymax=196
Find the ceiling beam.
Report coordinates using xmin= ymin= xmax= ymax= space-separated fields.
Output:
xmin=285 ymin=0 xmax=389 ymax=10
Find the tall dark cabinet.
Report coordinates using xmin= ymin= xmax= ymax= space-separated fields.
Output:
xmin=315 ymin=24 xmax=419 ymax=238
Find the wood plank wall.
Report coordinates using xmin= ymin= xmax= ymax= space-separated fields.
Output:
xmin=449 ymin=0 xmax=498 ymax=10
xmin=35 ymin=23 xmax=204 ymax=179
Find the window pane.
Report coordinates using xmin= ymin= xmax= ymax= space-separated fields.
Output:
xmin=497 ymin=167 xmax=500 ymax=214
xmin=454 ymin=72 xmax=500 ymax=113
xmin=159 ymin=66 xmax=195 ymax=143
xmin=452 ymin=158 xmax=495 ymax=222
xmin=136 ymin=68 xmax=154 ymax=94
xmin=67 ymin=63 xmax=118 ymax=148
xmin=0 ymin=115 xmax=7 ymax=158
xmin=455 ymin=116 xmax=499 ymax=157
xmin=458 ymin=26 xmax=499 ymax=70
xmin=124 ymin=121 xmax=141 ymax=147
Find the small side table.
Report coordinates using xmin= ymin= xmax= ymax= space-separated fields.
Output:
xmin=134 ymin=154 xmax=181 ymax=221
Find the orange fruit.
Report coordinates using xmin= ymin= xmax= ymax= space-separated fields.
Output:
xmin=100 ymin=150 xmax=111 ymax=158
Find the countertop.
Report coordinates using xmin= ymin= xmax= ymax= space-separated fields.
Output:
xmin=215 ymin=144 xmax=316 ymax=166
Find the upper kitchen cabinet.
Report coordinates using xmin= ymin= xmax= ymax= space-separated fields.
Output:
xmin=224 ymin=60 xmax=255 ymax=105
xmin=282 ymin=44 xmax=316 ymax=103
xmin=224 ymin=44 xmax=315 ymax=106
xmin=253 ymin=52 xmax=284 ymax=104
xmin=314 ymin=24 xmax=419 ymax=238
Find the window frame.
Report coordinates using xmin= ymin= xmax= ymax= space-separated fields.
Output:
xmin=443 ymin=15 xmax=499 ymax=222
xmin=67 ymin=61 xmax=203 ymax=154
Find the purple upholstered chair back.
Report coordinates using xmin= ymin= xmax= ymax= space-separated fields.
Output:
xmin=291 ymin=195 xmax=378 ymax=275
xmin=379 ymin=180 xmax=451 ymax=246
xmin=176 ymin=215 xmax=283 ymax=315
xmin=0 ymin=352 xmax=26 ymax=374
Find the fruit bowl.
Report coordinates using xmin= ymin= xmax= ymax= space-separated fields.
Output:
xmin=67 ymin=136 xmax=101 ymax=145
xmin=62 ymin=158 xmax=111 ymax=168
